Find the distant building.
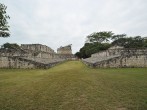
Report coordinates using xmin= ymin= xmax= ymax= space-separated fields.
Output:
xmin=57 ymin=44 xmax=75 ymax=59
xmin=57 ymin=44 xmax=72 ymax=54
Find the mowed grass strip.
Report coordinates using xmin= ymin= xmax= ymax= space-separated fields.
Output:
xmin=0 ymin=61 xmax=147 ymax=110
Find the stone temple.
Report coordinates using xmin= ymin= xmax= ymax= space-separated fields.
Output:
xmin=57 ymin=44 xmax=72 ymax=54
xmin=57 ymin=44 xmax=74 ymax=59
xmin=0 ymin=44 xmax=74 ymax=69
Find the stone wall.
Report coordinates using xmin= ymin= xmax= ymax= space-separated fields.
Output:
xmin=34 ymin=52 xmax=54 ymax=59
xmin=94 ymin=55 xmax=147 ymax=68
xmin=0 ymin=57 xmax=35 ymax=68
xmin=0 ymin=44 xmax=64 ymax=69
xmin=0 ymin=43 xmax=75 ymax=69
xmin=83 ymin=48 xmax=147 ymax=68
xmin=0 ymin=56 xmax=66 ymax=69
xmin=57 ymin=44 xmax=75 ymax=59
xmin=57 ymin=45 xmax=72 ymax=54
xmin=21 ymin=44 xmax=55 ymax=53
xmin=56 ymin=54 xmax=75 ymax=59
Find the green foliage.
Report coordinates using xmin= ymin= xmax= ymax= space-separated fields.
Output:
xmin=76 ymin=31 xmax=147 ymax=58
xmin=86 ymin=31 xmax=114 ymax=43
xmin=75 ymin=52 xmax=81 ymax=58
xmin=75 ymin=43 xmax=111 ymax=58
xmin=2 ymin=43 xmax=20 ymax=49
xmin=112 ymin=36 xmax=147 ymax=48
xmin=0 ymin=3 xmax=10 ymax=37
xmin=111 ymin=34 xmax=126 ymax=41
xmin=143 ymin=38 xmax=147 ymax=47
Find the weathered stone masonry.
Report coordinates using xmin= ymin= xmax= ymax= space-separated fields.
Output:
xmin=57 ymin=44 xmax=75 ymax=59
xmin=83 ymin=46 xmax=147 ymax=68
xmin=0 ymin=44 xmax=75 ymax=69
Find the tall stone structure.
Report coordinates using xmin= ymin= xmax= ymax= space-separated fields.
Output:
xmin=57 ymin=44 xmax=72 ymax=54
xmin=57 ymin=44 xmax=74 ymax=59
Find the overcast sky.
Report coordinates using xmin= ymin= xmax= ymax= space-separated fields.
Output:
xmin=1 ymin=0 xmax=147 ymax=53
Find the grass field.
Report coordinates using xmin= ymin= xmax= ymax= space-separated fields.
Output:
xmin=0 ymin=61 xmax=147 ymax=110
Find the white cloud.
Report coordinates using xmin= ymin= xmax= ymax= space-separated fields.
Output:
xmin=1 ymin=0 xmax=147 ymax=53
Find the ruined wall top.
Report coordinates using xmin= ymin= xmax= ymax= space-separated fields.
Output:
xmin=21 ymin=44 xmax=55 ymax=53
xmin=57 ymin=44 xmax=72 ymax=54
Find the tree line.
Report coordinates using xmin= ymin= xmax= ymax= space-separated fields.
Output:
xmin=75 ymin=31 xmax=147 ymax=58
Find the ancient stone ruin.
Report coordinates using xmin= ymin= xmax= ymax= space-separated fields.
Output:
xmin=57 ymin=44 xmax=74 ymax=59
xmin=0 ymin=44 xmax=75 ymax=69
xmin=82 ymin=46 xmax=147 ymax=68
xmin=57 ymin=44 xmax=72 ymax=54
xmin=1 ymin=43 xmax=147 ymax=69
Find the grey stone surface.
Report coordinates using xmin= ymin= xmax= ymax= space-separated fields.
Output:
xmin=83 ymin=47 xmax=147 ymax=68
xmin=0 ymin=44 xmax=74 ymax=69
xmin=21 ymin=44 xmax=55 ymax=53
xmin=57 ymin=44 xmax=72 ymax=54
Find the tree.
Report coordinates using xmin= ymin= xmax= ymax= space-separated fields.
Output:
xmin=111 ymin=34 xmax=126 ymax=41
xmin=75 ymin=43 xmax=111 ymax=58
xmin=2 ymin=43 xmax=20 ymax=49
xmin=0 ymin=3 xmax=10 ymax=37
xmin=76 ymin=31 xmax=147 ymax=58
xmin=86 ymin=31 xmax=114 ymax=43
xmin=143 ymin=37 xmax=147 ymax=47
xmin=112 ymin=36 xmax=145 ymax=48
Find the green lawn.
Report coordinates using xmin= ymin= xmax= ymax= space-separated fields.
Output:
xmin=0 ymin=61 xmax=147 ymax=110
